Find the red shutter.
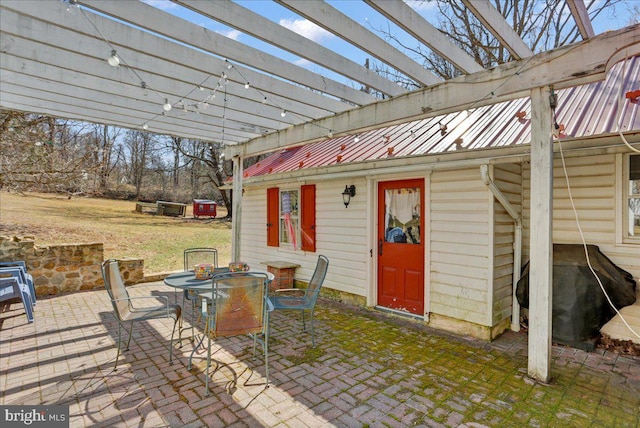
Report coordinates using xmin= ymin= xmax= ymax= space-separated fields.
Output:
xmin=301 ymin=184 xmax=316 ymax=252
xmin=267 ymin=187 xmax=279 ymax=247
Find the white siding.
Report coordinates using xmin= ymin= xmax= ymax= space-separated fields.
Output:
xmin=491 ymin=163 xmax=522 ymax=325
xmin=239 ymin=178 xmax=370 ymax=297
xmin=523 ymin=153 xmax=639 ymax=281
xmin=429 ymin=168 xmax=491 ymax=326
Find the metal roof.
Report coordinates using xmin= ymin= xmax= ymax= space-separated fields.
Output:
xmin=242 ymin=55 xmax=640 ymax=180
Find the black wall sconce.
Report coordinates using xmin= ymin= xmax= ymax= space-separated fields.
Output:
xmin=342 ymin=185 xmax=356 ymax=208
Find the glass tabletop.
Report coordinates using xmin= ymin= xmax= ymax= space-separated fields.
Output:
xmin=163 ymin=269 xmax=273 ymax=290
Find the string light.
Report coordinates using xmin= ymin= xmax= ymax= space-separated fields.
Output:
xmin=107 ymin=49 xmax=120 ymax=67
xmin=327 ymin=130 xmax=333 ymax=138
xmin=354 ymin=134 xmax=360 ymax=143
xmin=87 ymin=7 xmax=310 ymax=137
xmin=65 ymin=0 xmax=78 ymax=13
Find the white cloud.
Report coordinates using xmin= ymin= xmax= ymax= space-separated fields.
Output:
xmin=279 ymin=18 xmax=333 ymax=43
xmin=294 ymin=58 xmax=313 ymax=68
xmin=217 ymin=29 xmax=242 ymax=41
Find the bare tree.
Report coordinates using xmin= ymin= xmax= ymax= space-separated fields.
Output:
xmin=122 ymin=130 xmax=154 ymax=198
xmin=0 ymin=111 xmax=103 ymax=194
xmin=170 ymin=137 xmax=233 ymax=214
xmin=370 ymin=0 xmax=621 ymax=85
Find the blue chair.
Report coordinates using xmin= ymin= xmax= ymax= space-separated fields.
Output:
xmin=0 ymin=261 xmax=36 ymax=306
xmin=0 ymin=277 xmax=34 ymax=323
xmin=269 ymin=255 xmax=329 ymax=347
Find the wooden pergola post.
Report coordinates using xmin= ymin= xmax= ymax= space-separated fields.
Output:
xmin=528 ymin=85 xmax=554 ymax=382
xmin=231 ymin=155 xmax=243 ymax=262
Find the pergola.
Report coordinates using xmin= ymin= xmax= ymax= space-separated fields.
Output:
xmin=2 ymin=0 xmax=639 ymax=383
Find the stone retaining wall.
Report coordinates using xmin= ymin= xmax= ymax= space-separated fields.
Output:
xmin=0 ymin=236 xmax=145 ymax=296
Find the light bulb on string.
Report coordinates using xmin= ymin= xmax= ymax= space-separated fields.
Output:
xmin=107 ymin=50 xmax=120 ymax=67
xmin=354 ymin=135 xmax=360 ymax=143
xmin=327 ymin=130 xmax=333 ymax=139
xmin=262 ymin=97 xmax=268 ymax=104
xmin=142 ymin=123 xmax=148 ymax=130
xmin=281 ymin=110 xmax=286 ymax=118
xmin=65 ymin=0 xmax=78 ymax=14
xmin=198 ymin=85 xmax=204 ymax=91
xmin=244 ymin=82 xmax=250 ymax=89
xmin=163 ymin=99 xmax=172 ymax=112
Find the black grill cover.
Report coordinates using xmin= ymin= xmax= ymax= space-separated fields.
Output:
xmin=516 ymin=244 xmax=636 ymax=345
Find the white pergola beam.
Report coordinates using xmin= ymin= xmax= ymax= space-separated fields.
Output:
xmin=275 ymin=0 xmax=441 ymax=87
xmin=0 ymin=52 xmax=294 ymax=137
xmin=173 ymin=0 xmax=408 ymax=97
xmin=462 ymin=0 xmax=534 ymax=60
xmin=78 ymin=0 xmax=377 ymax=107
xmin=2 ymin=0 xmax=374 ymax=142
xmin=567 ymin=0 xmax=595 ymax=39
xmin=0 ymin=78 xmax=255 ymax=143
xmin=364 ymin=0 xmax=484 ymax=74
xmin=2 ymin=1 xmax=349 ymax=117
xmin=527 ymin=86 xmax=554 ymax=382
xmin=228 ymin=25 xmax=640 ymax=157
xmin=0 ymin=40 xmax=282 ymax=140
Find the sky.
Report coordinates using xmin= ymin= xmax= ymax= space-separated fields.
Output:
xmin=143 ymin=0 xmax=638 ymax=88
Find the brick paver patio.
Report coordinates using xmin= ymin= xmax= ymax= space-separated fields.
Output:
xmin=1 ymin=281 xmax=639 ymax=427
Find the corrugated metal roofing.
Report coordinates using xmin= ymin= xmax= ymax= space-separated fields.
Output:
xmin=243 ymin=56 xmax=640 ymax=179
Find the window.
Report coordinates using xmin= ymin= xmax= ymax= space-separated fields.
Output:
xmin=383 ymin=187 xmax=421 ymax=244
xmin=279 ymin=189 xmax=299 ymax=246
xmin=267 ymin=185 xmax=316 ymax=251
xmin=626 ymin=154 xmax=640 ymax=241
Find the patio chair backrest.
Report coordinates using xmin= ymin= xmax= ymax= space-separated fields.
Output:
xmin=304 ymin=255 xmax=329 ymax=306
xmin=101 ymin=259 xmax=132 ymax=321
xmin=0 ymin=261 xmax=28 ymax=272
xmin=184 ymin=248 xmax=219 ymax=271
xmin=208 ymin=272 xmax=269 ymax=338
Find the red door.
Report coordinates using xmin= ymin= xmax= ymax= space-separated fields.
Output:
xmin=377 ymin=179 xmax=425 ymax=315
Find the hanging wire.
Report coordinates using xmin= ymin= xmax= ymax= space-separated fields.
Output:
xmin=551 ymin=80 xmax=640 ymax=340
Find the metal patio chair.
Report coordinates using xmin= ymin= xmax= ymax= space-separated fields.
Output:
xmin=181 ymin=248 xmax=219 ymax=342
xmin=269 ymin=255 xmax=329 ymax=347
xmin=101 ymin=259 xmax=181 ymax=370
xmin=0 ymin=277 xmax=34 ymax=323
xmin=188 ymin=272 xmax=272 ymax=395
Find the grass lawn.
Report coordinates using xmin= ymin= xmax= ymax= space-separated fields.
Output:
xmin=0 ymin=191 xmax=232 ymax=273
